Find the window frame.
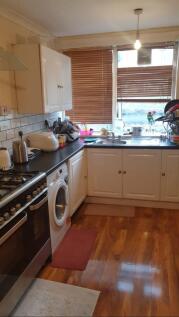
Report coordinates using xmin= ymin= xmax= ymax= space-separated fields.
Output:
xmin=113 ymin=43 xmax=175 ymax=130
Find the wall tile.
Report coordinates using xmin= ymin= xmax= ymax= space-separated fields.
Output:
xmin=0 ymin=120 xmax=11 ymax=131
xmin=0 ymin=131 xmax=6 ymax=142
xmin=6 ymin=129 xmax=15 ymax=140
xmin=11 ymin=118 xmax=21 ymax=128
xmin=0 ymin=110 xmax=64 ymax=151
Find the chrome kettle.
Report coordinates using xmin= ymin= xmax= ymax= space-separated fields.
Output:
xmin=13 ymin=131 xmax=28 ymax=164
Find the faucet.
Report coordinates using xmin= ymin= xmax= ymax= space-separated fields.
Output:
xmin=110 ymin=132 xmax=122 ymax=140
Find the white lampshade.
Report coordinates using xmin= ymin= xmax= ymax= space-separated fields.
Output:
xmin=134 ymin=39 xmax=142 ymax=50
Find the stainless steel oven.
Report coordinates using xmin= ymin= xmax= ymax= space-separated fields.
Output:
xmin=0 ymin=173 xmax=51 ymax=316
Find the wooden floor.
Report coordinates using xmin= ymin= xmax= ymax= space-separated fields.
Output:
xmin=39 ymin=203 xmax=179 ymax=317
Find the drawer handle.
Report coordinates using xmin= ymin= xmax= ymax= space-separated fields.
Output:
xmin=162 ymin=172 xmax=165 ymax=176
xmin=123 ymin=171 xmax=126 ymax=174
xmin=30 ymin=195 xmax=48 ymax=211
xmin=57 ymin=84 xmax=63 ymax=89
xmin=118 ymin=170 xmax=121 ymax=174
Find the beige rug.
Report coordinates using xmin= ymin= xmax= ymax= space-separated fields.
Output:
xmin=12 ymin=278 xmax=100 ymax=317
xmin=84 ymin=203 xmax=135 ymax=217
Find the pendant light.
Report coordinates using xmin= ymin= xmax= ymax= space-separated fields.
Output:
xmin=134 ymin=8 xmax=143 ymax=50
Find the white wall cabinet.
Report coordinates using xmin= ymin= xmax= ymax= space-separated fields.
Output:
xmin=161 ymin=150 xmax=179 ymax=202
xmin=14 ymin=44 xmax=72 ymax=114
xmin=122 ymin=150 xmax=161 ymax=200
xmin=87 ymin=149 xmax=123 ymax=198
xmin=68 ymin=150 xmax=87 ymax=216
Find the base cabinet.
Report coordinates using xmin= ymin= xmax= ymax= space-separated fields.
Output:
xmin=87 ymin=149 xmax=122 ymax=198
xmin=123 ymin=150 xmax=161 ymax=200
xmin=87 ymin=148 xmax=163 ymax=201
xmin=69 ymin=148 xmax=179 ymax=207
xmin=68 ymin=150 xmax=87 ymax=216
xmin=161 ymin=150 xmax=179 ymax=202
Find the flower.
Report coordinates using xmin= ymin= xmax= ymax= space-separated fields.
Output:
xmin=147 ymin=111 xmax=156 ymax=124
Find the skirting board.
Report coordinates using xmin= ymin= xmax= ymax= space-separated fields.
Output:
xmin=85 ymin=196 xmax=179 ymax=210
xmin=84 ymin=203 xmax=135 ymax=217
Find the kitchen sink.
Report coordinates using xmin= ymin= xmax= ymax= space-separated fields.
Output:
xmin=104 ymin=137 xmax=127 ymax=144
xmin=84 ymin=135 xmax=163 ymax=146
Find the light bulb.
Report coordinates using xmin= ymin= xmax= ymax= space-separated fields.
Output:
xmin=134 ymin=39 xmax=142 ymax=50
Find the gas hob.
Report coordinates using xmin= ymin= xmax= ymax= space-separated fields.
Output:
xmin=0 ymin=170 xmax=46 ymax=208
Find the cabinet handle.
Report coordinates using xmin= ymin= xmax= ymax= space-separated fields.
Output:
xmin=123 ymin=171 xmax=126 ymax=174
xmin=118 ymin=170 xmax=121 ymax=174
xmin=162 ymin=172 xmax=165 ymax=176
xmin=57 ymin=84 xmax=63 ymax=88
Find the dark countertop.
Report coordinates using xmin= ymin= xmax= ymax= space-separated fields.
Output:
xmin=14 ymin=137 xmax=179 ymax=176
xmin=14 ymin=139 xmax=84 ymax=175
xmin=84 ymin=137 xmax=179 ymax=149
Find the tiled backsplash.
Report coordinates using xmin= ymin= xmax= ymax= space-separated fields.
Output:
xmin=0 ymin=111 xmax=63 ymax=153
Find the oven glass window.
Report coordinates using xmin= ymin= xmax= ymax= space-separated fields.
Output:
xmin=0 ymin=215 xmax=28 ymax=302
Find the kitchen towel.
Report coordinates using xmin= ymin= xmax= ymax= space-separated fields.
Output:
xmin=51 ymin=226 xmax=97 ymax=270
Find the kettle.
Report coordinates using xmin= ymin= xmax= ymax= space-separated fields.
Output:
xmin=13 ymin=131 xmax=28 ymax=164
xmin=0 ymin=148 xmax=12 ymax=170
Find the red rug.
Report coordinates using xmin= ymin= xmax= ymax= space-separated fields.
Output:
xmin=51 ymin=227 xmax=97 ymax=270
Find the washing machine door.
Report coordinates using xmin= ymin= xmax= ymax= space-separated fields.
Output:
xmin=51 ymin=180 xmax=69 ymax=226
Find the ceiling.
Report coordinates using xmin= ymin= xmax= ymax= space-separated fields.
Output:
xmin=0 ymin=0 xmax=179 ymax=37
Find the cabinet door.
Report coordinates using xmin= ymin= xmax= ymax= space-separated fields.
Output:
xmin=68 ymin=150 xmax=87 ymax=216
xmin=41 ymin=46 xmax=72 ymax=112
xmin=40 ymin=46 xmax=60 ymax=112
xmin=14 ymin=44 xmax=44 ymax=114
xmin=123 ymin=150 xmax=161 ymax=200
xmin=87 ymin=149 xmax=122 ymax=198
xmin=161 ymin=150 xmax=179 ymax=202
xmin=57 ymin=53 xmax=72 ymax=110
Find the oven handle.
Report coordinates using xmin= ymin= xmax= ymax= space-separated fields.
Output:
xmin=29 ymin=194 xmax=48 ymax=211
xmin=0 ymin=214 xmax=27 ymax=246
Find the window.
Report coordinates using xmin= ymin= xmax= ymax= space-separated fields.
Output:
xmin=65 ymin=49 xmax=112 ymax=125
xmin=115 ymin=45 xmax=174 ymax=134
xmin=64 ymin=43 xmax=175 ymax=134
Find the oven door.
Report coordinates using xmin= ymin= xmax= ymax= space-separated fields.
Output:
xmin=0 ymin=212 xmax=28 ymax=303
xmin=28 ymin=191 xmax=50 ymax=257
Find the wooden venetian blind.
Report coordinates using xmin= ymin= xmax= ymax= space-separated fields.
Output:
xmin=117 ymin=65 xmax=173 ymax=102
xmin=65 ymin=49 xmax=112 ymax=123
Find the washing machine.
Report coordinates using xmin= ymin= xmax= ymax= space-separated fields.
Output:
xmin=47 ymin=163 xmax=71 ymax=253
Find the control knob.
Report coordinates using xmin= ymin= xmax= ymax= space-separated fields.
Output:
xmin=3 ymin=212 xmax=10 ymax=221
xmin=32 ymin=190 xmax=38 ymax=197
xmin=0 ymin=216 xmax=4 ymax=226
xmin=10 ymin=207 xmax=16 ymax=215
xmin=16 ymin=204 xmax=21 ymax=210
xmin=26 ymin=194 xmax=32 ymax=202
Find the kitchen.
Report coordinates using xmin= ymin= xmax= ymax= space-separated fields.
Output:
xmin=0 ymin=1 xmax=179 ymax=316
